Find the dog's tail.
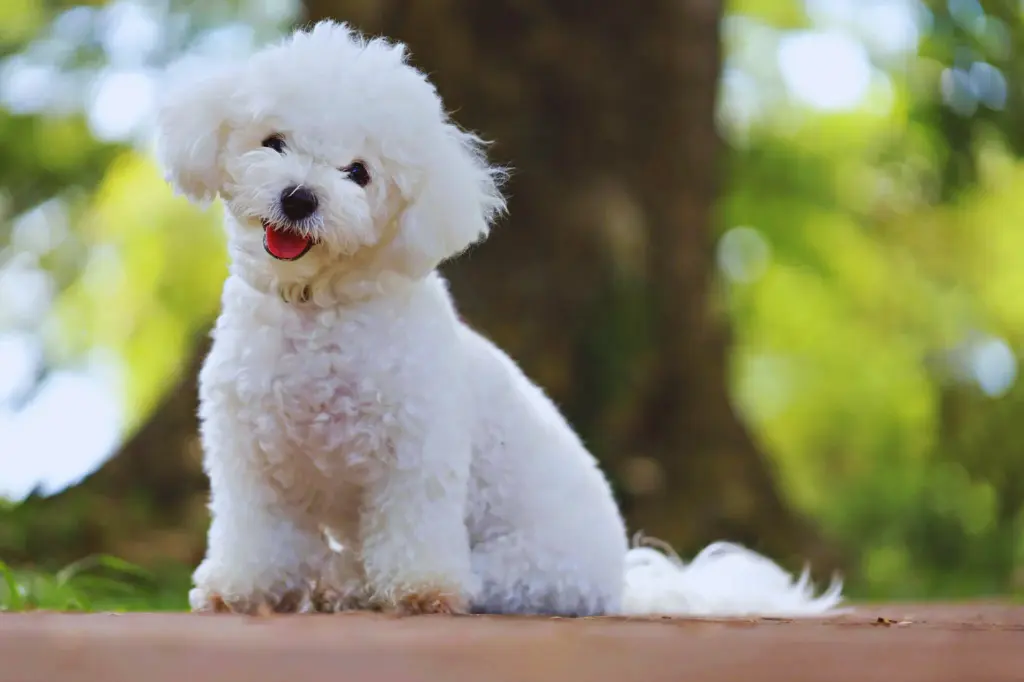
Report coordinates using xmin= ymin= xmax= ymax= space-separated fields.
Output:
xmin=619 ymin=535 xmax=845 ymax=617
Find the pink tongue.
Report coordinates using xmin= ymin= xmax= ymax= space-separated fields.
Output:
xmin=264 ymin=225 xmax=311 ymax=260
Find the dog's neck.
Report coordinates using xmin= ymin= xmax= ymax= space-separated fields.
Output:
xmin=233 ymin=256 xmax=418 ymax=309
xmin=274 ymin=267 xmax=418 ymax=308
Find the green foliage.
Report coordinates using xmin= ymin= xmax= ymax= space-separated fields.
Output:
xmin=727 ymin=0 xmax=810 ymax=30
xmin=719 ymin=4 xmax=1024 ymax=596
xmin=0 ymin=556 xmax=189 ymax=611
xmin=51 ymin=152 xmax=227 ymax=429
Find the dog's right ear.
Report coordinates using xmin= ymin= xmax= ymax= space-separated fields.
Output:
xmin=154 ymin=59 xmax=240 ymax=203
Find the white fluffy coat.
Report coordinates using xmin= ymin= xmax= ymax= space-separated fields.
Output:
xmin=155 ymin=21 xmax=843 ymax=618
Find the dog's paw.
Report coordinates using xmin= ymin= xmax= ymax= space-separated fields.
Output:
xmin=396 ymin=590 xmax=466 ymax=615
xmin=189 ymin=587 xmax=234 ymax=613
xmin=369 ymin=587 xmax=467 ymax=616
xmin=190 ymin=584 xmax=317 ymax=615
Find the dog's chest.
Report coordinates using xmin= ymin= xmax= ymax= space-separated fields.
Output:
xmin=204 ymin=307 xmax=398 ymax=497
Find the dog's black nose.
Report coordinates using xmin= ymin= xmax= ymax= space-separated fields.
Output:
xmin=280 ymin=186 xmax=318 ymax=221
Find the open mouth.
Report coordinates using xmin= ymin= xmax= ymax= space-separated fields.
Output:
xmin=262 ymin=220 xmax=316 ymax=261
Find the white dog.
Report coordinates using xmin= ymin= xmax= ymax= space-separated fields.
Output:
xmin=155 ymin=21 xmax=843 ymax=618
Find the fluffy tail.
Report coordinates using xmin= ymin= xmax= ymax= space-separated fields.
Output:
xmin=620 ymin=535 xmax=845 ymax=617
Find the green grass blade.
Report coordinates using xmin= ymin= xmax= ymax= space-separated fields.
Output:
xmin=56 ymin=554 xmax=152 ymax=587
xmin=0 ymin=560 xmax=25 ymax=611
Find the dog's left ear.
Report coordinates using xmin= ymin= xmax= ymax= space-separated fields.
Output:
xmin=391 ymin=124 xmax=506 ymax=277
xmin=154 ymin=59 xmax=240 ymax=203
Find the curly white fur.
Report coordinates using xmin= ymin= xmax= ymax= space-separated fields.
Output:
xmin=154 ymin=21 xmax=843 ymax=618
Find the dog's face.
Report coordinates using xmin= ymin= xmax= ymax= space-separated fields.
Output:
xmin=154 ymin=21 xmax=504 ymax=296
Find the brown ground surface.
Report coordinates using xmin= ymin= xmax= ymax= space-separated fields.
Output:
xmin=1 ymin=604 xmax=1022 ymax=682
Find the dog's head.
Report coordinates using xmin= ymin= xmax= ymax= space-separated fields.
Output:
xmin=154 ymin=21 xmax=505 ymax=299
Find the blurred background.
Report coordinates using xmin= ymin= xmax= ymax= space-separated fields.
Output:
xmin=2 ymin=0 xmax=1024 ymax=611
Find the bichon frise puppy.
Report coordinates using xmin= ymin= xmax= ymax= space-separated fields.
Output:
xmin=155 ymin=21 xmax=843 ymax=618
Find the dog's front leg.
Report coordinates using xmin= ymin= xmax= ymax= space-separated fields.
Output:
xmin=359 ymin=422 xmax=476 ymax=615
xmin=190 ymin=462 xmax=329 ymax=614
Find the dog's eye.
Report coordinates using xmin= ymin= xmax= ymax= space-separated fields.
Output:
xmin=341 ymin=161 xmax=370 ymax=187
xmin=262 ymin=135 xmax=286 ymax=154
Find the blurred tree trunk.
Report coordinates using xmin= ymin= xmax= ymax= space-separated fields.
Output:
xmin=3 ymin=0 xmax=833 ymax=570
